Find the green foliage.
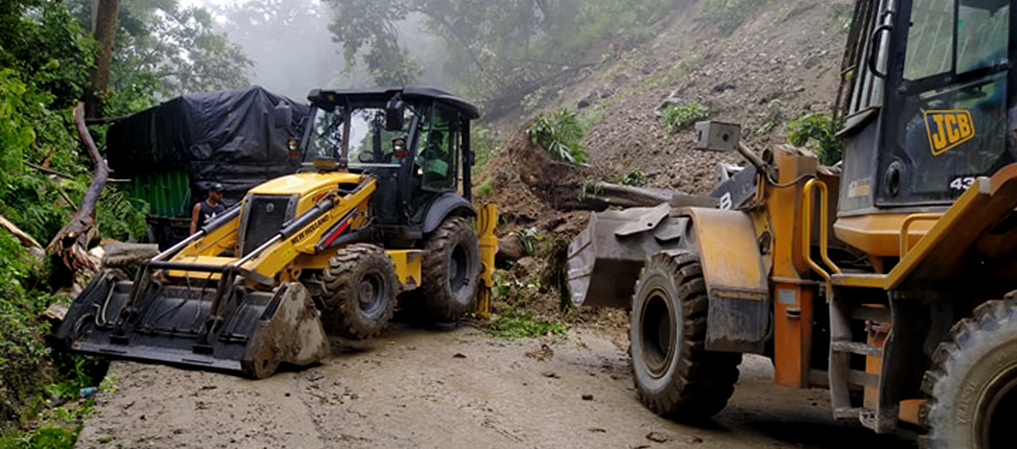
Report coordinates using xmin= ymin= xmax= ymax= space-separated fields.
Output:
xmin=486 ymin=309 xmax=567 ymax=340
xmin=660 ymin=101 xmax=710 ymax=133
xmin=537 ymin=236 xmax=573 ymax=313
xmin=578 ymin=179 xmax=604 ymax=201
xmin=470 ymin=125 xmax=500 ymax=174
xmin=96 ymin=185 xmax=150 ymax=242
xmin=324 ymin=0 xmax=683 ymax=107
xmin=0 ymin=426 xmax=79 ymax=449
xmin=518 ymin=227 xmax=542 ymax=255
xmin=771 ymin=0 xmax=805 ymax=26
xmin=832 ymin=3 xmax=855 ymax=31
xmin=65 ymin=0 xmax=253 ymax=116
xmin=615 ymin=168 xmax=648 ymax=187
xmin=473 ymin=179 xmax=495 ymax=200
xmin=787 ymin=113 xmax=844 ymax=165
xmin=528 ymin=109 xmax=588 ymax=164
xmin=702 ymin=0 xmax=769 ymax=34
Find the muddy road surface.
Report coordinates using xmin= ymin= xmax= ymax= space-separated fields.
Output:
xmin=77 ymin=324 xmax=914 ymax=449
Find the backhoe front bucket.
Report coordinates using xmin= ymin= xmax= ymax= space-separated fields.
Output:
xmin=56 ymin=273 xmax=330 ymax=379
xmin=566 ymin=204 xmax=688 ymax=309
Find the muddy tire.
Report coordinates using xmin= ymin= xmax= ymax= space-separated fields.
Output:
xmin=320 ymin=244 xmax=398 ymax=339
xmin=921 ymin=299 xmax=1017 ymax=449
xmin=417 ymin=216 xmax=481 ymax=322
xmin=629 ymin=251 xmax=741 ymax=421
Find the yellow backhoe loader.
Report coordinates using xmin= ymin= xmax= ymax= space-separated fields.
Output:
xmin=568 ymin=0 xmax=1015 ymax=447
xmin=57 ymin=88 xmax=497 ymax=379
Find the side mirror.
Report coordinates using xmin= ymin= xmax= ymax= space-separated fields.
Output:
xmin=385 ymin=97 xmax=406 ymax=131
xmin=273 ymin=103 xmax=293 ymax=129
xmin=695 ymin=121 xmax=741 ymax=152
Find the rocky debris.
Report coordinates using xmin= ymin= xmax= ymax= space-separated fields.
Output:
xmin=496 ymin=233 xmax=526 ymax=263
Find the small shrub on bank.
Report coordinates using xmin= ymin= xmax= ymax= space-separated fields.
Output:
xmin=528 ymin=109 xmax=589 ymax=164
xmin=660 ymin=101 xmax=710 ymax=133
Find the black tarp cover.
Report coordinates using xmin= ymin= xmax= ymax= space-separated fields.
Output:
xmin=106 ymin=86 xmax=310 ymax=205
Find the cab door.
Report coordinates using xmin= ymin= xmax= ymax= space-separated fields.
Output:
xmin=878 ymin=0 xmax=1012 ymax=206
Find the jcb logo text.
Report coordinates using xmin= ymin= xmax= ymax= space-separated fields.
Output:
xmin=925 ymin=110 xmax=975 ymax=156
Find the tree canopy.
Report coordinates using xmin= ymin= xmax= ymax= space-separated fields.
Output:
xmin=324 ymin=0 xmax=682 ymax=109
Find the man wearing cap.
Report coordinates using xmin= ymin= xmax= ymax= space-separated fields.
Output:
xmin=190 ymin=183 xmax=226 ymax=235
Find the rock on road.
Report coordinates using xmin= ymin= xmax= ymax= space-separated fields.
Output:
xmin=76 ymin=324 xmax=913 ymax=449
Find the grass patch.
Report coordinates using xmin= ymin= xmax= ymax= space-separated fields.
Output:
xmin=637 ymin=56 xmax=702 ymax=91
xmin=486 ymin=309 xmax=567 ymax=340
xmin=660 ymin=101 xmax=710 ymax=133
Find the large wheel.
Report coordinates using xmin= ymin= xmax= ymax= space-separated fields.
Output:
xmin=629 ymin=251 xmax=741 ymax=421
xmin=418 ymin=216 xmax=481 ymax=322
xmin=921 ymin=299 xmax=1017 ymax=449
xmin=320 ymin=244 xmax=398 ymax=339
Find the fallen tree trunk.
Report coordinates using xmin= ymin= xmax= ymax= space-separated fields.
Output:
xmin=102 ymin=241 xmax=159 ymax=268
xmin=47 ymin=103 xmax=109 ymax=286
xmin=0 ymin=214 xmax=44 ymax=259
xmin=577 ymin=183 xmax=720 ymax=210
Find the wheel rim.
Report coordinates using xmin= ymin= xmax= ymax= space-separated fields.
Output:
xmin=640 ymin=289 xmax=676 ymax=378
xmin=358 ymin=271 xmax=386 ymax=319
xmin=447 ymin=243 xmax=470 ymax=294
xmin=978 ymin=366 xmax=1017 ymax=449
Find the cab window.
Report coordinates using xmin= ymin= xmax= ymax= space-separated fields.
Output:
xmin=418 ymin=105 xmax=458 ymax=190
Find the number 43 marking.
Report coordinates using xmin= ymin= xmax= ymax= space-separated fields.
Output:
xmin=950 ymin=176 xmax=976 ymax=191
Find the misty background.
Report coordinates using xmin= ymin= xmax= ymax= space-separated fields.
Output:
xmin=181 ymin=0 xmax=450 ymax=101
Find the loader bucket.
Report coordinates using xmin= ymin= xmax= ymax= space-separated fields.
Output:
xmin=56 ymin=273 xmax=330 ymax=379
xmin=566 ymin=204 xmax=689 ymax=309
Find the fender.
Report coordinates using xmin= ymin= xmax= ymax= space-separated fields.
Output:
xmin=682 ymin=207 xmax=770 ymax=354
xmin=422 ymin=193 xmax=476 ymax=234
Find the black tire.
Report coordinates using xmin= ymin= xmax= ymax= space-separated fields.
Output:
xmin=320 ymin=244 xmax=398 ymax=339
xmin=417 ymin=216 xmax=481 ymax=322
xmin=921 ymin=299 xmax=1017 ymax=449
xmin=629 ymin=251 xmax=742 ymax=421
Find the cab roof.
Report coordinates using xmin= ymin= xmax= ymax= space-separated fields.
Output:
xmin=307 ymin=87 xmax=480 ymax=120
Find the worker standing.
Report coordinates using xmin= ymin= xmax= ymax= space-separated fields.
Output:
xmin=190 ymin=182 xmax=226 ymax=234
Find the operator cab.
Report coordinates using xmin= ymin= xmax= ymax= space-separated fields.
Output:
xmin=838 ymin=0 xmax=1013 ymax=213
xmin=300 ymin=87 xmax=481 ymax=244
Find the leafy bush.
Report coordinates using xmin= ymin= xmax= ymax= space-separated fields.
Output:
xmin=528 ymin=108 xmax=589 ymax=164
xmin=787 ymin=113 xmax=844 ymax=165
xmin=615 ymin=168 xmax=648 ymax=186
xmin=96 ymin=185 xmax=149 ymax=242
xmin=518 ymin=227 xmax=542 ymax=255
xmin=660 ymin=101 xmax=710 ymax=133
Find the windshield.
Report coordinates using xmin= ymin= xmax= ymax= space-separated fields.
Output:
xmin=301 ymin=106 xmax=414 ymax=167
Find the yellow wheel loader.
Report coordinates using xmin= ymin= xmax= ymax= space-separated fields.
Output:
xmin=568 ymin=0 xmax=1016 ymax=446
xmin=56 ymin=88 xmax=497 ymax=379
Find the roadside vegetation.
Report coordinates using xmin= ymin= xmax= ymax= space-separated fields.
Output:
xmin=0 ymin=0 xmax=250 ymax=446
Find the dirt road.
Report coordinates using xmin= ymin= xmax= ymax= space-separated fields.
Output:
xmin=76 ymin=323 xmax=914 ymax=449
